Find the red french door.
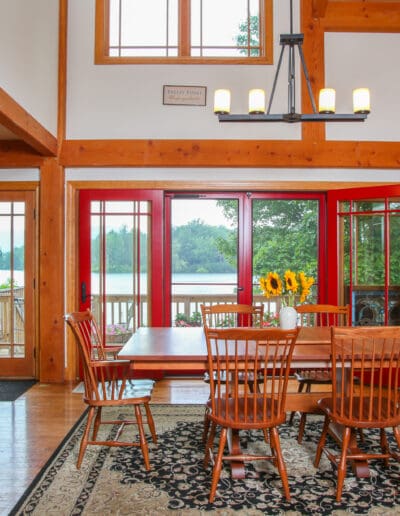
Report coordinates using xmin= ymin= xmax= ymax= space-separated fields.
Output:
xmin=165 ymin=191 xmax=326 ymax=325
xmin=79 ymin=190 xmax=164 ymax=343
xmin=327 ymin=184 xmax=400 ymax=326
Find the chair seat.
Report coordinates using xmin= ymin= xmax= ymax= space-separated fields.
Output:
xmin=318 ymin=397 xmax=400 ymax=427
xmin=207 ymin=396 xmax=287 ymax=428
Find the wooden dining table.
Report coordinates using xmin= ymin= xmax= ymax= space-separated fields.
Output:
xmin=119 ymin=325 xmax=332 ymax=413
xmin=118 ymin=325 xmax=368 ymax=479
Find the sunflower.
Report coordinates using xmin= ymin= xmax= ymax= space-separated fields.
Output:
xmin=284 ymin=269 xmax=299 ymax=294
xmin=298 ymin=271 xmax=314 ymax=303
xmin=260 ymin=272 xmax=282 ymax=298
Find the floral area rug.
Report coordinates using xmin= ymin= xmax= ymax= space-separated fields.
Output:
xmin=11 ymin=405 xmax=400 ymax=515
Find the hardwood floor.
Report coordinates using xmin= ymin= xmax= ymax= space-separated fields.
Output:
xmin=0 ymin=377 xmax=209 ymax=515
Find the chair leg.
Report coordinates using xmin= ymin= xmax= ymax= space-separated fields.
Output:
xmin=92 ymin=406 xmax=102 ymax=440
xmin=380 ymin=428 xmax=389 ymax=467
xmin=297 ymin=382 xmax=312 ymax=444
xmin=202 ymin=406 xmax=211 ymax=443
xmin=393 ymin=425 xmax=400 ymax=449
xmin=77 ymin=406 xmax=95 ymax=469
xmin=143 ymin=402 xmax=157 ymax=444
xmin=314 ymin=415 xmax=329 ymax=467
xmin=209 ymin=427 xmax=227 ymax=503
xmin=336 ymin=426 xmax=351 ymax=502
xmin=288 ymin=379 xmax=305 ymax=425
xmin=134 ymin=404 xmax=151 ymax=471
xmin=204 ymin=421 xmax=217 ymax=468
xmin=269 ymin=427 xmax=290 ymax=501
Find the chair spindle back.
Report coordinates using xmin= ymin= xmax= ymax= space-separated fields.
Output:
xmin=205 ymin=326 xmax=299 ymax=428
xmin=331 ymin=326 xmax=400 ymax=427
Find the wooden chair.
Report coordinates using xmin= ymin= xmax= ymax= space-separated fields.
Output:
xmin=203 ymin=326 xmax=299 ymax=502
xmin=314 ymin=326 xmax=400 ymax=501
xmin=64 ymin=309 xmax=157 ymax=471
xmin=200 ymin=303 xmax=264 ymax=441
xmin=289 ymin=303 xmax=350 ymax=443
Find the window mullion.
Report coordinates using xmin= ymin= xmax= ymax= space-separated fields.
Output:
xmin=179 ymin=0 xmax=191 ymax=56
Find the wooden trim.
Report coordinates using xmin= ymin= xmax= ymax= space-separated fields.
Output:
xmin=179 ymin=0 xmax=190 ymax=57
xmin=39 ymin=159 xmax=65 ymax=382
xmin=57 ymin=0 xmax=68 ymax=148
xmin=0 ymin=182 xmax=38 ymax=191
xmin=67 ymin=179 xmax=390 ymax=191
xmin=64 ymin=181 xmax=79 ymax=381
xmin=321 ymin=2 xmax=400 ymax=32
xmin=60 ymin=139 xmax=400 ymax=168
xmin=0 ymin=88 xmax=57 ymax=156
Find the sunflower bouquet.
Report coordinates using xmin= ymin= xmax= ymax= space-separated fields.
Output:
xmin=259 ymin=269 xmax=314 ymax=307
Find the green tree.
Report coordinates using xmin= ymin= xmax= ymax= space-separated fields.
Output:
xmin=216 ymin=199 xmax=318 ymax=279
xmin=235 ymin=15 xmax=260 ymax=56
xmin=172 ymin=219 xmax=235 ymax=273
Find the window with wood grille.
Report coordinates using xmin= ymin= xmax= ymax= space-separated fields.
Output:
xmin=95 ymin=0 xmax=273 ymax=64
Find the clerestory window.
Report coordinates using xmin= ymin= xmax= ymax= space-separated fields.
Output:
xmin=95 ymin=0 xmax=273 ymax=64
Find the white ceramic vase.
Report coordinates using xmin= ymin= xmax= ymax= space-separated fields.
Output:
xmin=279 ymin=306 xmax=298 ymax=329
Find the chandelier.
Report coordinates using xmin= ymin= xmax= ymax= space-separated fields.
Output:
xmin=214 ymin=0 xmax=370 ymax=124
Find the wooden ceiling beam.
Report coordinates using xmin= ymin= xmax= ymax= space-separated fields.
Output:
xmin=60 ymin=139 xmax=400 ymax=169
xmin=0 ymin=140 xmax=45 ymax=167
xmin=321 ymin=2 xmax=400 ymax=32
xmin=0 ymin=87 xmax=57 ymax=156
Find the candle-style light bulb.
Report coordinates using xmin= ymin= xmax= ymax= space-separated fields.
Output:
xmin=353 ymin=88 xmax=370 ymax=114
xmin=318 ymin=88 xmax=336 ymax=114
xmin=214 ymin=89 xmax=231 ymax=115
xmin=248 ymin=89 xmax=266 ymax=114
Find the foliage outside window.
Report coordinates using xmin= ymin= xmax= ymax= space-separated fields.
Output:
xmin=95 ymin=0 xmax=273 ymax=64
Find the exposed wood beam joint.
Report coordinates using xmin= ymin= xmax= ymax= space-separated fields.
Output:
xmin=0 ymin=87 xmax=57 ymax=156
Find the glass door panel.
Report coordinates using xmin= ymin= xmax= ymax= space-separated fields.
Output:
xmin=89 ymin=200 xmax=151 ymax=344
xmin=252 ymin=197 xmax=321 ymax=323
xmin=169 ymin=197 xmax=239 ymax=326
xmin=0 ymin=193 xmax=35 ymax=377
xmin=79 ymin=190 xmax=163 ymax=344
xmin=328 ymin=185 xmax=400 ymax=326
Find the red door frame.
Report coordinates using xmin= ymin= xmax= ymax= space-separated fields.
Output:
xmin=79 ymin=189 xmax=165 ymax=327
xmin=327 ymin=184 xmax=400 ymax=321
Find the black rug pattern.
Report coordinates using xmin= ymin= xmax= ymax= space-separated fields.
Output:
xmin=11 ymin=405 xmax=400 ymax=515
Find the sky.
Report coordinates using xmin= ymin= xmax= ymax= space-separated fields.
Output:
xmin=171 ymin=199 xmax=231 ymax=227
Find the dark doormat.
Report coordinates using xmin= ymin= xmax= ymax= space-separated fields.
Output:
xmin=0 ymin=380 xmax=37 ymax=401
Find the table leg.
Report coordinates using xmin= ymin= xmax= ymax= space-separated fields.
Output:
xmin=227 ymin=429 xmax=246 ymax=479
xmin=328 ymin=422 xmax=370 ymax=478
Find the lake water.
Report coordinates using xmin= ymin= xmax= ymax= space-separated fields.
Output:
xmin=0 ymin=270 xmax=239 ymax=295
xmin=95 ymin=272 xmax=239 ymax=294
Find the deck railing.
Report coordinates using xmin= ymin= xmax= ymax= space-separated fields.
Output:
xmin=0 ymin=287 xmax=25 ymax=356
xmin=91 ymin=293 xmax=283 ymax=341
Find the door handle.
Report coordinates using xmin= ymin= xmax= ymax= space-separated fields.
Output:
xmin=81 ymin=281 xmax=91 ymax=303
